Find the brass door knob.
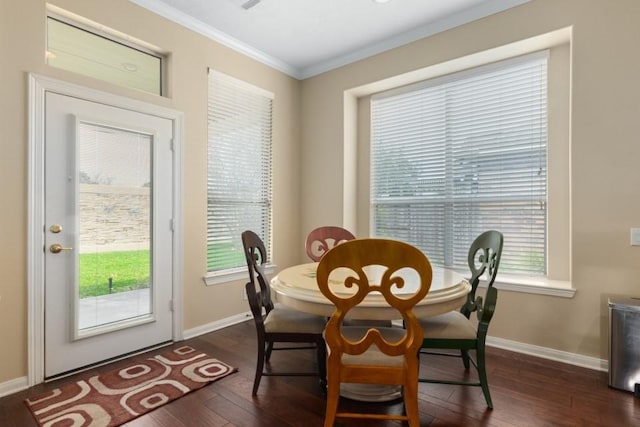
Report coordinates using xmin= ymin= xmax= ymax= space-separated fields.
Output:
xmin=50 ymin=243 xmax=73 ymax=254
xmin=49 ymin=224 xmax=63 ymax=233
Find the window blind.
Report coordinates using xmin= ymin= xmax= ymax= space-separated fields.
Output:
xmin=371 ymin=52 xmax=548 ymax=275
xmin=207 ymin=70 xmax=273 ymax=273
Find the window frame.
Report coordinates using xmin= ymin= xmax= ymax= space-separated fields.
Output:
xmin=352 ymin=35 xmax=573 ymax=297
xmin=370 ymin=51 xmax=549 ymax=277
xmin=204 ymin=70 xmax=275 ymax=285
xmin=46 ymin=6 xmax=166 ymax=96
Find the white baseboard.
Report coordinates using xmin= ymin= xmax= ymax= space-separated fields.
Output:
xmin=0 ymin=376 xmax=29 ymax=398
xmin=181 ymin=314 xmax=610 ymax=371
xmin=182 ymin=313 xmax=609 ymax=372
xmin=487 ymin=336 xmax=608 ymax=372
xmin=0 ymin=315 xmax=609 ymax=400
xmin=182 ymin=311 xmax=252 ymax=340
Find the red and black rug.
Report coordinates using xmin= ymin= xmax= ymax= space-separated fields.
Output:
xmin=25 ymin=346 xmax=236 ymax=427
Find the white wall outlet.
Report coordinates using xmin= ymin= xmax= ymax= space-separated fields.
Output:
xmin=631 ymin=228 xmax=640 ymax=246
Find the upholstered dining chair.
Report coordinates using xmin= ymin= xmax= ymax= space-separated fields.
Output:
xmin=307 ymin=226 xmax=393 ymax=329
xmin=241 ymin=230 xmax=327 ymax=395
xmin=418 ymin=230 xmax=504 ymax=409
xmin=305 ymin=225 xmax=356 ymax=262
xmin=317 ymin=238 xmax=432 ymax=427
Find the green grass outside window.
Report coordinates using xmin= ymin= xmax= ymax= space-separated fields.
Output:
xmin=80 ymin=244 xmax=243 ymax=298
xmin=79 ymin=250 xmax=150 ymax=298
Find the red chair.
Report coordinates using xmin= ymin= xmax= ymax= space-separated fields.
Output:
xmin=305 ymin=226 xmax=356 ymax=262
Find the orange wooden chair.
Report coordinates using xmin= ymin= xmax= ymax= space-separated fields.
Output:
xmin=316 ymin=238 xmax=432 ymax=426
xmin=305 ymin=226 xmax=356 ymax=262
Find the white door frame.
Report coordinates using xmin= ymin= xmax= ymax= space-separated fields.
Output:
xmin=27 ymin=73 xmax=184 ymax=385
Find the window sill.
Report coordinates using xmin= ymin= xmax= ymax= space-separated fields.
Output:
xmin=203 ymin=264 xmax=277 ymax=286
xmin=479 ymin=274 xmax=575 ymax=298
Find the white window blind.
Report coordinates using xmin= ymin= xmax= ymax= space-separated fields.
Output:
xmin=371 ymin=52 xmax=548 ymax=275
xmin=207 ymin=70 xmax=273 ymax=273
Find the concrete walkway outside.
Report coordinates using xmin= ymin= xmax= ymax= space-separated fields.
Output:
xmin=79 ymin=288 xmax=150 ymax=330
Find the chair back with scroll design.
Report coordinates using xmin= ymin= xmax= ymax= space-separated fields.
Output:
xmin=241 ymin=230 xmax=327 ymax=395
xmin=242 ymin=230 xmax=274 ymax=313
xmin=317 ymin=238 xmax=432 ymax=427
xmin=418 ymin=229 xmax=503 ymax=409
xmin=461 ymin=229 xmax=504 ymax=319
xmin=305 ymin=226 xmax=356 ymax=262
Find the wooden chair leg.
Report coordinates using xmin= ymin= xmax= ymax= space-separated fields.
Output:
xmin=476 ymin=346 xmax=493 ymax=409
xmin=265 ymin=341 xmax=274 ymax=362
xmin=324 ymin=374 xmax=340 ymax=427
xmin=317 ymin=342 xmax=327 ymax=389
xmin=252 ymin=339 xmax=266 ymax=396
xmin=403 ymin=381 xmax=420 ymax=427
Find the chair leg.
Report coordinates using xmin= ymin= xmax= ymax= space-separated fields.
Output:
xmin=317 ymin=342 xmax=327 ymax=390
xmin=252 ymin=339 xmax=266 ymax=396
xmin=476 ymin=346 xmax=493 ymax=409
xmin=265 ymin=341 xmax=274 ymax=362
xmin=323 ymin=373 xmax=340 ymax=427
xmin=403 ymin=381 xmax=420 ymax=427
xmin=461 ymin=349 xmax=471 ymax=370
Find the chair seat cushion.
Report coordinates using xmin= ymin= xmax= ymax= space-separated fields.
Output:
xmin=343 ymin=318 xmax=393 ymax=327
xmin=420 ymin=311 xmax=477 ymax=340
xmin=339 ymin=326 xmax=407 ymax=367
xmin=264 ymin=306 xmax=326 ymax=334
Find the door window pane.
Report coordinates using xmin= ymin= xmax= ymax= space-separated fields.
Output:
xmin=77 ymin=122 xmax=152 ymax=333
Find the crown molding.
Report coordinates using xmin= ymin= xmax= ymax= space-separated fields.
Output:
xmin=298 ymin=0 xmax=531 ymax=79
xmin=127 ymin=0 xmax=301 ymax=78
xmin=128 ymin=0 xmax=530 ymax=80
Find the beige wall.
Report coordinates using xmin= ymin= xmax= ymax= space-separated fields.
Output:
xmin=0 ymin=0 xmax=301 ymax=384
xmin=301 ymin=0 xmax=640 ymax=360
xmin=2 ymin=0 xmax=640 ymax=387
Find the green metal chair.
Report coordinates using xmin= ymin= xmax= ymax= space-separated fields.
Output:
xmin=418 ymin=230 xmax=503 ymax=409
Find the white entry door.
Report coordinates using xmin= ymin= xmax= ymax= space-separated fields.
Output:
xmin=44 ymin=91 xmax=174 ymax=378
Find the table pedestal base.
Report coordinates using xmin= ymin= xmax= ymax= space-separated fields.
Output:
xmin=340 ymin=384 xmax=402 ymax=402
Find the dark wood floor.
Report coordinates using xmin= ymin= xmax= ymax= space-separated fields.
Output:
xmin=1 ymin=320 xmax=637 ymax=426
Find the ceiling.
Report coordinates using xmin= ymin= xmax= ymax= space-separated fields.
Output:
xmin=128 ymin=0 xmax=529 ymax=79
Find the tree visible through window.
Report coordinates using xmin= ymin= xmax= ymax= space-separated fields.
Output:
xmin=370 ymin=52 xmax=548 ymax=275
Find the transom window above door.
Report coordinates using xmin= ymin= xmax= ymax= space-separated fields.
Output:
xmin=46 ymin=5 xmax=165 ymax=95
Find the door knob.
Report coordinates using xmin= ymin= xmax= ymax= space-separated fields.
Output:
xmin=49 ymin=224 xmax=63 ymax=233
xmin=50 ymin=243 xmax=73 ymax=254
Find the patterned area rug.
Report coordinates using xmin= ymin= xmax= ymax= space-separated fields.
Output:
xmin=25 ymin=346 xmax=236 ymax=427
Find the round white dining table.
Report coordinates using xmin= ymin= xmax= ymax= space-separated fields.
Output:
xmin=271 ymin=262 xmax=471 ymax=320
xmin=270 ymin=262 xmax=471 ymax=402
